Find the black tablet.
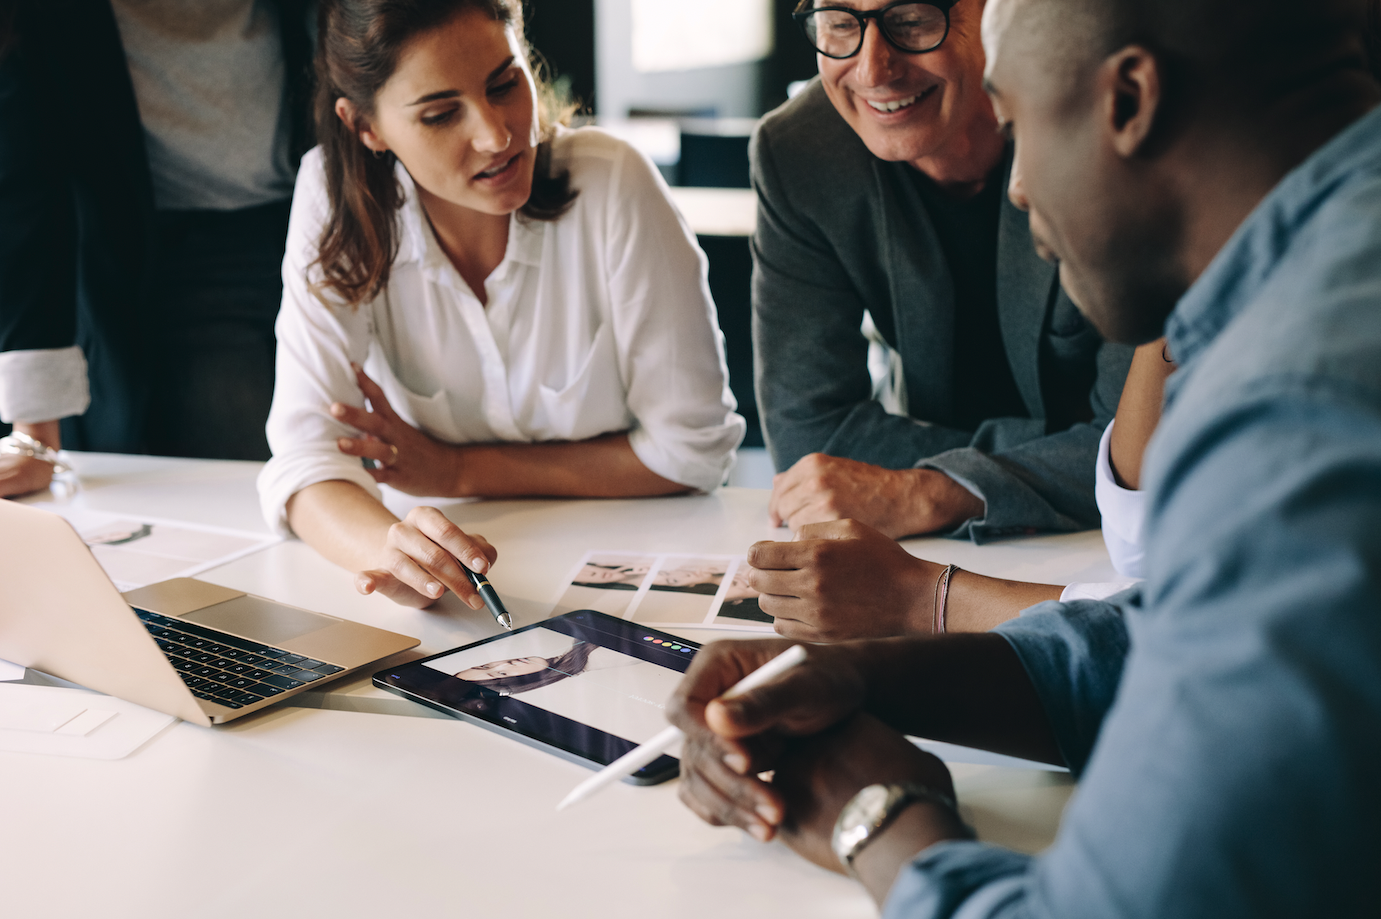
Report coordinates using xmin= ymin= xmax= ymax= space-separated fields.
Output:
xmin=374 ymin=610 xmax=700 ymax=784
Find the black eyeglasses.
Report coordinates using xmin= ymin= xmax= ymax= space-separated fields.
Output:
xmin=793 ymin=1 xmax=956 ymax=59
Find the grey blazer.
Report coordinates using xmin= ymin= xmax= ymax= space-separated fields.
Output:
xmin=750 ymin=81 xmax=1134 ymax=541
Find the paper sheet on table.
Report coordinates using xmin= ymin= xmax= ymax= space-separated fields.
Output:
xmin=551 ymin=551 xmax=773 ymax=632
xmin=0 ymin=683 xmax=175 ymax=759
xmin=26 ymin=502 xmax=279 ymax=592
xmin=0 ymin=659 xmax=25 ymax=681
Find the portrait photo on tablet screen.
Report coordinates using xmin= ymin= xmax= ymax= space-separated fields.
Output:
xmin=375 ymin=611 xmax=700 ymax=781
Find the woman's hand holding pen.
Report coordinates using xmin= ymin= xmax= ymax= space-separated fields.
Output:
xmin=355 ymin=505 xmax=498 ymax=610
xmin=331 ymin=365 xmax=465 ymax=498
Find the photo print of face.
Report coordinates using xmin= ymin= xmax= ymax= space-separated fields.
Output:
xmin=649 ymin=557 xmax=728 ymax=595
xmin=715 ymin=563 xmax=771 ymax=625
xmin=553 ymin=553 xmax=657 ymax=617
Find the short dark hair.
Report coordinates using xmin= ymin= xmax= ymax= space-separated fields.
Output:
xmin=1367 ymin=0 xmax=1381 ymax=78
xmin=1015 ymin=0 xmax=1375 ymax=78
xmin=1003 ymin=0 xmax=1378 ymax=132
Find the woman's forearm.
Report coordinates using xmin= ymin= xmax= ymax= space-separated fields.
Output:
xmin=452 ymin=432 xmax=690 ymax=498
xmin=285 ymin=479 xmax=397 ymax=572
xmin=1109 ymin=338 xmax=1176 ymax=490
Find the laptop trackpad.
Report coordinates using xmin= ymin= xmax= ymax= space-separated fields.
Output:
xmin=182 ymin=596 xmax=335 ymax=645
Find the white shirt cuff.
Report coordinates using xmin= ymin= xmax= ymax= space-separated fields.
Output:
xmin=1095 ymin=419 xmax=1148 ymax=580
xmin=1061 ymin=579 xmax=1141 ymax=603
xmin=0 ymin=347 xmax=91 ymax=424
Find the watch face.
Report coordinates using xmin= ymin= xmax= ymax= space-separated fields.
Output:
xmin=845 ymin=784 xmax=892 ymax=825
xmin=834 ymin=783 xmax=892 ymax=863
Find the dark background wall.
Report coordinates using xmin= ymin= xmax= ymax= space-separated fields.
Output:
xmin=525 ymin=0 xmax=597 ymax=113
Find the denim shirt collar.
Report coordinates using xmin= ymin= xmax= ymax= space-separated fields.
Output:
xmin=1166 ymin=103 xmax=1381 ymax=376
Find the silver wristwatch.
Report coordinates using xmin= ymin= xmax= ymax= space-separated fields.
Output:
xmin=831 ymin=782 xmax=965 ymax=873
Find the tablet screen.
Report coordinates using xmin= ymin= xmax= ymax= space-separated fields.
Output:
xmin=375 ymin=611 xmax=699 ymax=781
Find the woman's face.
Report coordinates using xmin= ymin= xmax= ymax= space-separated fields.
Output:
xmin=454 ymin=656 xmax=547 ymax=681
xmin=577 ymin=563 xmax=648 ymax=585
xmin=654 ymin=566 xmax=723 ymax=588
xmin=360 ymin=8 xmax=540 ymax=218
xmin=723 ymin=567 xmax=760 ymax=602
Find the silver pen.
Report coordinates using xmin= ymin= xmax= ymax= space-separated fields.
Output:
xmin=464 ymin=566 xmax=512 ymax=630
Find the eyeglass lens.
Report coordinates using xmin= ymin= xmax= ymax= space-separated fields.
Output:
xmin=803 ymin=4 xmax=949 ymax=57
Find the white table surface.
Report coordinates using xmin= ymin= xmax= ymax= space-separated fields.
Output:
xmin=1 ymin=453 xmax=1107 ymax=917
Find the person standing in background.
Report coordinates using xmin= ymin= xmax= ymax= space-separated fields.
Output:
xmin=0 ymin=0 xmax=314 ymax=497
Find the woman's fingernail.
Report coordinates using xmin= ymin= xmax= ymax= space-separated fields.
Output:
xmin=756 ymin=803 xmax=782 ymax=826
xmin=723 ymin=753 xmax=749 ymax=775
xmin=426 ymin=581 xmax=442 ymax=598
xmin=749 ymin=823 xmax=771 ymax=842
xmin=331 ymin=403 xmax=346 ymax=417
xmin=469 ymin=556 xmax=488 ymax=573
xmin=468 ymin=595 xmax=485 ymax=611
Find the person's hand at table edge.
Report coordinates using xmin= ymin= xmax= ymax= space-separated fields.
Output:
xmin=1 ymin=420 xmax=62 ymax=499
xmin=768 ymin=453 xmax=984 ymax=538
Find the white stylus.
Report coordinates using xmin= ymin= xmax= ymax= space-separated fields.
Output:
xmin=556 ymin=644 xmax=809 ymax=811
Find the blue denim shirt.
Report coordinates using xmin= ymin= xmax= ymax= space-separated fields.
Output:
xmin=883 ymin=103 xmax=1381 ymax=919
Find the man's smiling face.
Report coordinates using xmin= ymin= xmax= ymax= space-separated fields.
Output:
xmin=817 ymin=0 xmax=993 ymax=167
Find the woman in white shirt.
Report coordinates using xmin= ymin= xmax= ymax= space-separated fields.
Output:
xmin=259 ymin=0 xmax=744 ymax=609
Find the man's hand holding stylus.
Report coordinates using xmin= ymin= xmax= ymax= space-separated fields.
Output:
xmin=666 ymin=639 xmax=967 ymax=903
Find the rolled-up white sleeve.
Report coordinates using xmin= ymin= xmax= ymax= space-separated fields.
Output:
xmin=1094 ymin=419 xmax=1147 ymax=579
xmin=257 ymin=150 xmax=381 ymax=536
xmin=0 ymin=346 xmax=90 ymax=424
xmin=603 ymin=141 xmax=746 ymax=491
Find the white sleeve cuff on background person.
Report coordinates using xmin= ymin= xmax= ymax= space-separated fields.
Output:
xmin=0 ymin=347 xmax=91 ymax=424
xmin=1061 ymin=579 xmax=1141 ymax=602
xmin=1095 ymin=419 xmax=1148 ymax=579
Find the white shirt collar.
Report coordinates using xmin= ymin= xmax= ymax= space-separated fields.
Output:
xmin=394 ymin=161 xmax=545 ymax=282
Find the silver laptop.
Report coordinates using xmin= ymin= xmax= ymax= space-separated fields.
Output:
xmin=0 ymin=501 xmax=419 ymax=725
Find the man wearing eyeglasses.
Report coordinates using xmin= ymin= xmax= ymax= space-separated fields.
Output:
xmin=755 ymin=0 xmax=1132 ymax=544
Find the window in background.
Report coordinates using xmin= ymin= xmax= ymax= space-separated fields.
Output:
xmin=630 ymin=0 xmax=773 ymax=73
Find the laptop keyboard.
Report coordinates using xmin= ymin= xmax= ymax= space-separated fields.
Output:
xmin=134 ymin=608 xmax=345 ymax=710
